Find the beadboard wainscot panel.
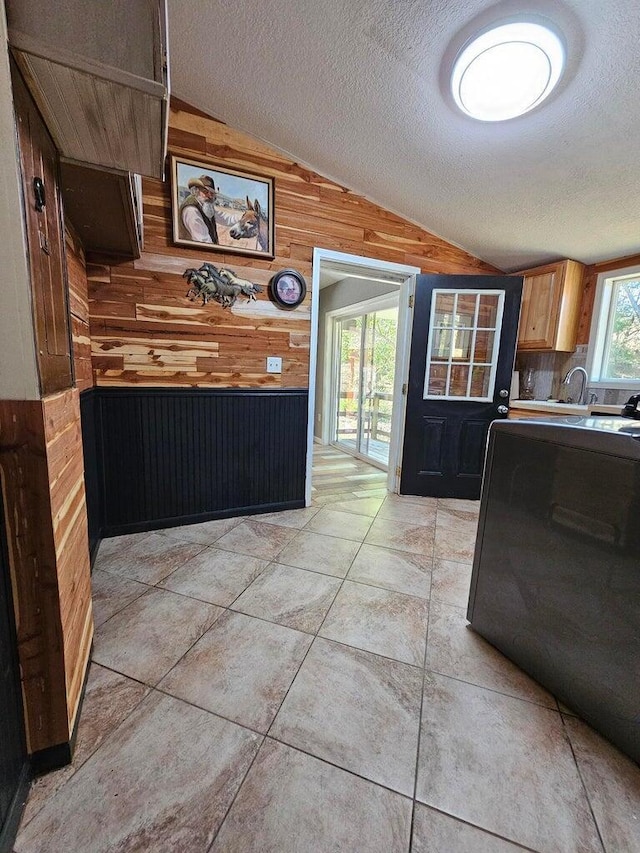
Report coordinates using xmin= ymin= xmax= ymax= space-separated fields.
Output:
xmin=96 ymin=388 xmax=307 ymax=534
xmin=87 ymin=97 xmax=499 ymax=390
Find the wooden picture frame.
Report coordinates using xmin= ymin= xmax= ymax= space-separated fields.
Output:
xmin=269 ymin=269 xmax=307 ymax=309
xmin=171 ymin=155 xmax=274 ymax=258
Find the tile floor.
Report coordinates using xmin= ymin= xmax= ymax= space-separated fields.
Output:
xmin=14 ymin=449 xmax=640 ymax=852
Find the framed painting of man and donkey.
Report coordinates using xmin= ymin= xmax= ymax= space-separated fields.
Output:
xmin=171 ymin=155 xmax=274 ymax=258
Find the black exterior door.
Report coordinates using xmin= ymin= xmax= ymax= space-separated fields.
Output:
xmin=0 ymin=494 xmax=29 ymax=850
xmin=400 ymin=274 xmax=522 ymax=499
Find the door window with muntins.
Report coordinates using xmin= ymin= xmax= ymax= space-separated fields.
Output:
xmin=424 ymin=290 xmax=504 ymax=401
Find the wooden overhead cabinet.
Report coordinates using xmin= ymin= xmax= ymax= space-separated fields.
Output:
xmin=516 ymin=259 xmax=585 ymax=352
xmin=6 ymin=0 xmax=169 ymax=179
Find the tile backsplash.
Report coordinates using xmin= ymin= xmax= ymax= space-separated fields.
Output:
xmin=515 ymin=346 xmax=634 ymax=405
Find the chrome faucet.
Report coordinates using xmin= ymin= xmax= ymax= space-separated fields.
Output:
xmin=562 ymin=366 xmax=589 ymax=404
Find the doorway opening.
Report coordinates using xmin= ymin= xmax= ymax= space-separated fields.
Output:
xmin=306 ymin=249 xmax=420 ymax=505
xmin=331 ymin=297 xmax=398 ymax=469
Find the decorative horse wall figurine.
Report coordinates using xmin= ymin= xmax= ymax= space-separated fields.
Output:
xmin=183 ymin=262 xmax=263 ymax=308
xmin=229 ymin=196 xmax=269 ymax=252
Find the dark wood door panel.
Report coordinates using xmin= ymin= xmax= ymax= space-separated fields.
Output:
xmin=12 ymin=61 xmax=72 ymax=395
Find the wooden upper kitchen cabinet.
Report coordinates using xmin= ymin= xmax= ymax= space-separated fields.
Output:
xmin=5 ymin=0 xmax=169 ymax=178
xmin=516 ymin=259 xmax=585 ymax=352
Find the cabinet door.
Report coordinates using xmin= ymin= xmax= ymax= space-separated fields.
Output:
xmin=516 ymin=260 xmax=584 ymax=352
xmin=518 ymin=268 xmax=562 ymax=350
xmin=13 ymin=63 xmax=73 ymax=395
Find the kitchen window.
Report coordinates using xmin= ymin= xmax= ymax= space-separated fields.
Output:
xmin=587 ymin=264 xmax=640 ymax=387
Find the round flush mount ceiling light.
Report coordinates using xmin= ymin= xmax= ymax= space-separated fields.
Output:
xmin=451 ymin=21 xmax=565 ymax=121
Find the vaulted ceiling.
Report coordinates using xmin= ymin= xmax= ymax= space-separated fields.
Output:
xmin=168 ymin=0 xmax=640 ymax=272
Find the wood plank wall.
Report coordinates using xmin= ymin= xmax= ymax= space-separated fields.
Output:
xmin=0 ymin=388 xmax=93 ymax=753
xmin=66 ymin=223 xmax=93 ymax=392
xmin=0 ymin=398 xmax=68 ymax=753
xmin=87 ymin=98 xmax=499 ymax=389
xmin=42 ymin=389 xmax=93 ymax=735
xmin=577 ymin=251 xmax=640 ymax=345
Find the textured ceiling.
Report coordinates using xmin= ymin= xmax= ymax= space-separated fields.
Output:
xmin=168 ymin=0 xmax=640 ymax=272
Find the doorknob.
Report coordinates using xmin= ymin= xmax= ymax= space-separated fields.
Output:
xmin=497 ymin=405 xmax=509 ymax=415
xmin=33 ymin=177 xmax=46 ymax=211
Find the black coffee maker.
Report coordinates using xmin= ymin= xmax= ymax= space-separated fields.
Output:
xmin=622 ymin=394 xmax=640 ymax=419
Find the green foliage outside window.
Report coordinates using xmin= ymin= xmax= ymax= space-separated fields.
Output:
xmin=604 ymin=279 xmax=640 ymax=380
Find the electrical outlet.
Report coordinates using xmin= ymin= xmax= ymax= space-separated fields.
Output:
xmin=266 ymin=357 xmax=282 ymax=373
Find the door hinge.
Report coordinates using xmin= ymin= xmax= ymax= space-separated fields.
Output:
xmin=396 ymin=465 xmax=401 ymax=478
xmin=408 ymin=295 xmax=414 ymax=308
xmin=402 ymin=383 xmax=408 ymax=395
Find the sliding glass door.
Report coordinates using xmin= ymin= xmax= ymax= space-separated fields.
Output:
xmin=334 ymin=305 xmax=398 ymax=468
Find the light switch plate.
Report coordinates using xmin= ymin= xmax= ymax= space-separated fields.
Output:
xmin=266 ymin=356 xmax=282 ymax=373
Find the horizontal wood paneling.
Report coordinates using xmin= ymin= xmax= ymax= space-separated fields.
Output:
xmin=0 ymin=390 xmax=92 ymax=754
xmin=42 ymin=389 xmax=93 ymax=733
xmin=0 ymin=399 xmax=68 ymax=752
xmin=88 ymin=98 xmax=499 ymax=389
xmin=93 ymin=388 xmax=307 ymax=534
xmin=577 ymin=251 xmax=640 ymax=345
xmin=65 ymin=224 xmax=93 ymax=392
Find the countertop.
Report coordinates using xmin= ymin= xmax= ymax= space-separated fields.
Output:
xmin=510 ymin=399 xmax=625 ymax=416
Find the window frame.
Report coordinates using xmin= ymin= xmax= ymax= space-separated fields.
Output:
xmin=423 ymin=288 xmax=505 ymax=402
xmin=586 ymin=263 xmax=640 ymax=388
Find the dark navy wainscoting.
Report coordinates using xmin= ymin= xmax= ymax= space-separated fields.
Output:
xmin=81 ymin=388 xmax=308 ymax=541
xmin=79 ymin=389 xmax=103 ymax=560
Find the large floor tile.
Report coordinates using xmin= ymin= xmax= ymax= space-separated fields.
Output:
xmin=277 ymin=530 xmax=360 ymax=577
xmin=214 ymin=518 xmax=297 ymax=559
xmin=159 ymin=611 xmax=312 ymax=733
xmin=255 ymin=506 xmax=321 ymax=528
xmin=426 ymin=600 xmax=555 ymax=708
xmin=347 ymin=542 xmax=432 ymax=599
xmin=353 ymin=487 xmax=389 ymax=499
xmin=430 ymin=557 xmax=473 ymax=608
xmin=14 ymin=693 xmax=261 ymax=853
xmin=91 ymin=569 xmax=149 ymax=627
xmin=378 ymin=494 xmax=437 ymax=527
xmin=70 ymin=663 xmax=150 ymax=765
xmin=303 ymin=507 xmax=373 ymax=541
xmin=564 ymin=715 xmax=640 ymax=852
xmin=93 ymin=588 xmax=222 ymax=685
xmin=319 ymin=581 xmax=428 ymax=666
xmin=211 ymin=738 xmax=412 ymax=853
xmin=437 ymin=497 xmax=480 ymax=515
xmin=416 ymin=673 xmax=602 ymax=853
xmin=412 ymin=803 xmax=528 ymax=852
xmin=317 ymin=495 xmax=384 ymax=516
xmin=19 ymin=664 xmax=149 ymax=827
xmin=94 ymin=530 xmax=152 ymax=562
xmin=433 ymin=505 xmax=478 ymax=563
xmin=364 ymin=516 xmax=435 ymax=557
xmin=232 ymin=563 xmax=341 ymax=633
xmin=158 ymin=547 xmax=269 ymax=606
xmin=271 ymin=637 xmax=422 ymax=795
xmin=159 ymin=516 xmax=242 ymax=545
xmin=94 ymin=532 xmax=206 ymax=584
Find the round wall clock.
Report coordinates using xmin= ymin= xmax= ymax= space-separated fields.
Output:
xmin=269 ymin=269 xmax=307 ymax=309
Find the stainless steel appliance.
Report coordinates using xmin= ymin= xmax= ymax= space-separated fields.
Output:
xmin=468 ymin=416 xmax=640 ymax=763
